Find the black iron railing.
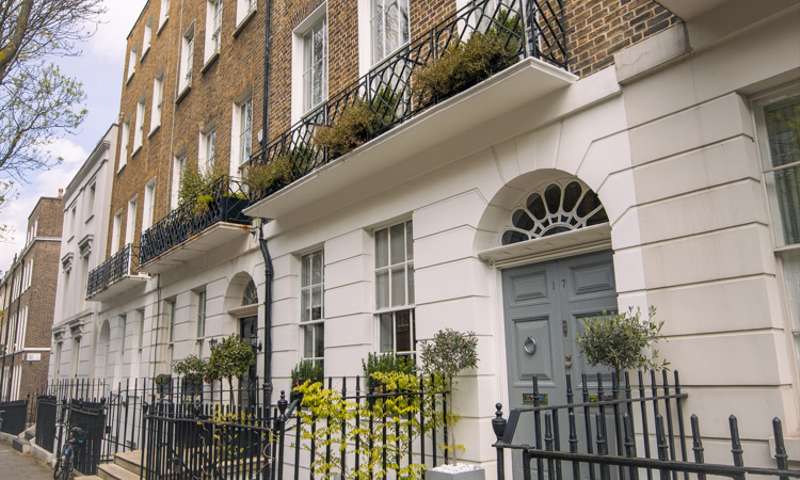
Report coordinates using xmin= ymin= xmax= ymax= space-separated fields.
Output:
xmin=139 ymin=176 xmax=250 ymax=266
xmin=492 ymin=370 xmax=800 ymax=480
xmin=86 ymin=243 xmax=140 ymax=298
xmin=249 ymin=0 xmax=567 ymax=202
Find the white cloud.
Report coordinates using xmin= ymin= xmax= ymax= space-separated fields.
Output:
xmin=88 ymin=1 xmax=148 ymax=62
xmin=0 ymin=139 xmax=89 ymax=273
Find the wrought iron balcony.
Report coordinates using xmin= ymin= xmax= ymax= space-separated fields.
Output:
xmin=247 ymin=0 xmax=568 ymax=210
xmin=86 ymin=243 xmax=146 ymax=301
xmin=139 ymin=176 xmax=251 ymax=273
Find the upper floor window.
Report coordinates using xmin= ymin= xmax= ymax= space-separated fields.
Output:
xmin=142 ymin=21 xmax=153 ymax=57
xmin=143 ymin=180 xmax=156 ymax=230
xmin=236 ymin=0 xmax=256 ymax=27
xmin=302 ymin=13 xmax=327 ymax=113
xmin=371 ymin=0 xmax=409 ymax=64
xmin=199 ymin=128 xmax=217 ymax=174
xmin=86 ymin=183 xmax=96 ymax=220
xmin=26 ymin=219 xmax=37 ymax=244
xmin=119 ymin=121 xmax=130 ymax=172
xmin=133 ymin=100 xmax=146 ymax=152
xmin=111 ymin=211 xmax=122 ymax=255
xmin=205 ymin=0 xmax=223 ymax=62
xmin=301 ymin=250 xmax=324 ymax=367
xmin=125 ymin=197 xmax=137 ymax=246
xmin=70 ymin=206 xmax=76 ymax=236
xmin=171 ymin=155 xmax=186 ymax=209
xmin=150 ymin=76 xmax=164 ymax=133
xmin=196 ymin=288 xmax=207 ymax=339
xmin=179 ymin=26 xmax=195 ymax=94
xmin=762 ymin=93 xmax=800 ymax=247
xmin=127 ymin=48 xmax=137 ymax=81
xmin=166 ymin=298 xmax=176 ymax=344
xmin=159 ymin=0 xmax=170 ymax=30
xmin=23 ymin=258 xmax=33 ymax=291
xmin=375 ymin=220 xmax=415 ymax=356
xmin=231 ymin=98 xmax=253 ymax=176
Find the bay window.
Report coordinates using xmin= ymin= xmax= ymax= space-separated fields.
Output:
xmin=375 ymin=220 xmax=415 ymax=356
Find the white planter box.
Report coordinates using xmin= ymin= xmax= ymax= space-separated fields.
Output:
xmin=426 ymin=464 xmax=486 ymax=480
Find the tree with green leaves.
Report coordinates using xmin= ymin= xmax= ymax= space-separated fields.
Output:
xmin=206 ymin=335 xmax=255 ymax=404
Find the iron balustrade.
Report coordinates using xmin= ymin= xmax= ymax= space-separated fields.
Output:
xmin=492 ymin=370 xmax=800 ymax=480
xmin=249 ymin=0 xmax=567 ymax=202
xmin=86 ymin=243 xmax=139 ymax=298
xmin=139 ymin=176 xmax=250 ymax=266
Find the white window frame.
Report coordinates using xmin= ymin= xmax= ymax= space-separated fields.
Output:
xmin=171 ymin=155 xmax=186 ymax=209
xmin=137 ymin=308 xmax=146 ymax=352
xmin=230 ymin=98 xmax=253 ymax=176
xmin=142 ymin=21 xmax=153 ymax=58
xmin=120 ymin=313 xmax=128 ymax=361
xmin=86 ymin=183 xmax=96 ymax=220
xmin=166 ymin=298 xmax=176 ymax=344
xmin=159 ymin=0 xmax=170 ymax=31
xmin=127 ymin=48 xmax=138 ymax=81
xmin=119 ymin=121 xmax=130 ymax=172
xmin=196 ymin=288 xmax=207 ymax=339
xmin=71 ymin=337 xmax=81 ymax=377
xmin=143 ymin=180 xmax=156 ymax=230
xmin=236 ymin=0 xmax=257 ymax=27
xmin=292 ymin=5 xmax=327 ymax=121
xmin=178 ymin=26 xmax=195 ymax=95
xmin=133 ymin=99 xmax=146 ymax=153
xmin=199 ymin=128 xmax=217 ymax=174
xmin=374 ymin=220 xmax=415 ymax=356
xmin=369 ymin=0 xmax=410 ymax=65
xmin=111 ymin=211 xmax=123 ymax=255
xmin=300 ymin=250 xmax=325 ymax=366
xmin=205 ymin=0 xmax=223 ymax=63
xmin=125 ymin=197 xmax=137 ymax=247
xmin=150 ymin=76 xmax=164 ymax=133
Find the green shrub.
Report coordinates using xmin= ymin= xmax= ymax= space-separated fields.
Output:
xmin=206 ymin=335 xmax=256 ymax=404
xmin=577 ymin=306 xmax=667 ymax=372
xmin=173 ymin=354 xmax=208 ymax=384
xmin=314 ymin=100 xmax=385 ymax=158
xmin=179 ymin=164 xmax=226 ymax=212
xmin=291 ymin=359 xmax=324 ymax=388
xmin=361 ymin=352 xmax=416 ymax=392
xmin=244 ymin=156 xmax=294 ymax=193
xmin=413 ymin=11 xmax=522 ymax=107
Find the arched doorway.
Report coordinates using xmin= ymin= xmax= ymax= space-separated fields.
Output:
xmin=225 ymin=273 xmax=260 ymax=407
xmin=479 ymin=172 xmax=617 ymax=479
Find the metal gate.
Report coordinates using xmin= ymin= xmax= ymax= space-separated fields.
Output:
xmin=34 ymin=395 xmax=57 ymax=452
xmin=0 ymin=399 xmax=28 ymax=435
xmin=68 ymin=400 xmax=106 ymax=475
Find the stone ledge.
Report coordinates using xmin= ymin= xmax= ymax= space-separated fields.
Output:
xmin=614 ymin=23 xmax=691 ymax=84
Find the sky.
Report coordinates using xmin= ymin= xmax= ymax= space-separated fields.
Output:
xmin=0 ymin=1 xmax=147 ymax=274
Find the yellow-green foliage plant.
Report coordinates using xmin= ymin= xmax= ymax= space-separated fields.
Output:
xmin=244 ymin=155 xmax=294 ymax=194
xmin=179 ymin=163 xmax=226 ymax=213
xmin=413 ymin=10 xmax=523 ymax=108
xmin=293 ymin=371 xmax=445 ymax=480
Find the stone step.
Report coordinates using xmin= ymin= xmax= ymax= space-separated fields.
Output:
xmin=97 ymin=462 xmax=139 ymax=480
xmin=76 ymin=476 xmax=103 ymax=480
xmin=114 ymin=450 xmax=142 ymax=476
xmin=11 ymin=436 xmax=30 ymax=454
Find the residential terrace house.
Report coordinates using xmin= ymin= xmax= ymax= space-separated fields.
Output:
xmin=54 ymin=0 xmax=800 ymax=474
xmin=1 ymin=195 xmax=63 ymax=401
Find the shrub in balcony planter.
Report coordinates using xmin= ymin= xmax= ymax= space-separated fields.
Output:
xmin=179 ymin=164 xmax=226 ymax=213
xmin=412 ymin=11 xmax=522 ymax=108
xmin=314 ymin=100 xmax=385 ymax=159
xmin=243 ymin=155 xmax=294 ymax=195
xmin=206 ymin=335 xmax=256 ymax=405
xmin=290 ymin=359 xmax=323 ymax=403
xmin=577 ymin=306 xmax=668 ymax=373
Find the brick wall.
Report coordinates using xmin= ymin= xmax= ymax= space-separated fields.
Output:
xmin=566 ymin=0 xmax=681 ymax=78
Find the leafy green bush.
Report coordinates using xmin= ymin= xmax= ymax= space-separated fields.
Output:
xmin=244 ymin=156 xmax=294 ymax=194
xmin=206 ymin=335 xmax=256 ymax=403
xmin=179 ymin=164 xmax=226 ymax=213
xmin=173 ymin=354 xmax=208 ymax=384
xmin=577 ymin=306 xmax=667 ymax=372
xmin=291 ymin=359 xmax=323 ymax=389
xmin=314 ymin=100 xmax=385 ymax=158
xmin=413 ymin=11 xmax=522 ymax=107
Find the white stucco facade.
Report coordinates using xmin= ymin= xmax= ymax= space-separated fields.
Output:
xmin=55 ymin=0 xmax=800 ymax=473
xmin=50 ymin=125 xmax=119 ymax=381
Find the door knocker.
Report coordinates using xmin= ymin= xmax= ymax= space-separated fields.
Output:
xmin=523 ymin=336 xmax=537 ymax=355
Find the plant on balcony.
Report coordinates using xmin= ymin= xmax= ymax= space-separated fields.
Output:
xmin=314 ymin=90 xmax=399 ymax=159
xmin=290 ymin=359 xmax=323 ymax=403
xmin=179 ymin=164 xmax=226 ymax=214
xmin=577 ymin=306 xmax=668 ymax=373
xmin=174 ymin=354 xmax=208 ymax=398
xmin=244 ymin=155 xmax=294 ymax=195
xmin=419 ymin=329 xmax=479 ymax=458
xmin=206 ymin=335 xmax=256 ymax=405
xmin=412 ymin=10 xmax=523 ymax=108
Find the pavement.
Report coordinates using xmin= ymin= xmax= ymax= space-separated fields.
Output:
xmin=0 ymin=441 xmax=52 ymax=480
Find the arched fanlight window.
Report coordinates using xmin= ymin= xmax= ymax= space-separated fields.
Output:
xmin=500 ymin=179 xmax=608 ymax=246
xmin=242 ymin=279 xmax=258 ymax=306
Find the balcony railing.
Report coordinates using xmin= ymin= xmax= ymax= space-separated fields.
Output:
xmin=249 ymin=0 xmax=567 ymax=201
xmin=86 ymin=243 xmax=139 ymax=298
xmin=139 ymin=176 xmax=250 ymax=266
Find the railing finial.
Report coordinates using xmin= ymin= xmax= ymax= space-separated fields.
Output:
xmin=492 ymin=402 xmax=507 ymax=440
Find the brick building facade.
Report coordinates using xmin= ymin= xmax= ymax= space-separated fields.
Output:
xmin=0 ymin=196 xmax=63 ymax=401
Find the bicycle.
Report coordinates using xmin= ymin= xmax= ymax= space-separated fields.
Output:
xmin=53 ymin=426 xmax=86 ymax=480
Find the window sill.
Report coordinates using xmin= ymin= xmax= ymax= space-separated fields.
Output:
xmin=233 ymin=9 xmax=257 ymax=38
xmin=131 ymin=144 xmax=143 ymax=158
xmin=126 ymin=72 xmax=135 ymax=85
xmin=84 ymin=214 xmax=94 ymax=225
xmin=202 ymin=51 xmax=219 ymax=74
xmin=148 ymin=124 xmax=161 ymax=138
xmin=117 ymin=163 xmax=127 ymax=175
xmin=141 ymin=47 xmax=150 ymax=62
xmin=67 ymin=235 xmax=75 ymax=243
xmin=775 ymin=244 xmax=800 ymax=255
xmin=176 ymin=84 xmax=191 ymax=104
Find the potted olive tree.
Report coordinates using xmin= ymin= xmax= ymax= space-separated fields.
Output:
xmin=419 ymin=329 xmax=481 ymax=480
xmin=206 ymin=335 xmax=256 ymax=405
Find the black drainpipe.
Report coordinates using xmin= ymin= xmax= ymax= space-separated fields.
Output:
xmin=258 ymin=0 xmax=274 ymax=410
